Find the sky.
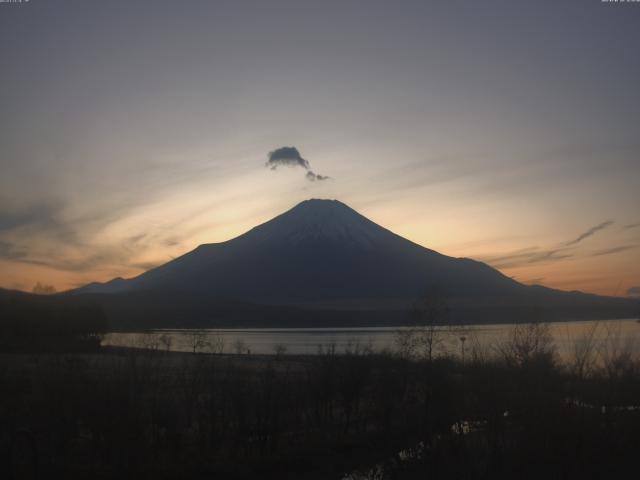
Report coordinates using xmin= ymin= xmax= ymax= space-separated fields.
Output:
xmin=0 ymin=0 xmax=639 ymax=297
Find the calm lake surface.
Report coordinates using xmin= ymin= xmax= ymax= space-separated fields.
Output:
xmin=104 ymin=318 xmax=640 ymax=360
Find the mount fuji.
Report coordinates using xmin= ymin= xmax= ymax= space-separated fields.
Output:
xmin=72 ymin=199 xmax=635 ymax=328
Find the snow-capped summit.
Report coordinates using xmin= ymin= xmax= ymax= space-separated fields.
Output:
xmin=237 ymin=199 xmax=400 ymax=250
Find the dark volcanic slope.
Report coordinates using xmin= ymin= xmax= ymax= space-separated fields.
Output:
xmin=77 ymin=199 xmax=523 ymax=302
xmin=71 ymin=199 xmax=636 ymax=327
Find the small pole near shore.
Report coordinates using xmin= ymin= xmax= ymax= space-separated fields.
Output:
xmin=460 ymin=336 xmax=466 ymax=365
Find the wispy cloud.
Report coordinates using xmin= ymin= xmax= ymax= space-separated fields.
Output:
xmin=591 ymin=245 xmax=638 ymax=257
xmin=481 ymin=221 xmax=615 ymax=270
xmin=10 ymin=248 xmax=131 ymax=273
xmin=566 ymin=220 xmax=613 ymax=246
xmin=479 ymin=220 xmax=632 ymax=272
xmin=485 ymin=247 xmax=575 ymax=270
xmin=129 ymin=261 xmax=161 ymax=271
xmin=0 ymin=241 xmax=27 ymax=261
xmin=0 ymin=217 xmax=155 ymax=274
xmin=0 ymin=204 xmax=60 ymax=232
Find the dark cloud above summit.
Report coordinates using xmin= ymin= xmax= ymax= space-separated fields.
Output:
xmin=266 ymin=146 xmax=329 ymax=182
xmin=627 ymin=286 xmax=640 ymax=298
xmin=266 ymin=147 xmax=310 ymax=170
xmin=306 ymin=171 xmax=330 ymax=182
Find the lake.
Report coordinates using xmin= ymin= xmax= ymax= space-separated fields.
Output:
xmin=103 ymin=318 xmax=640 ymax=360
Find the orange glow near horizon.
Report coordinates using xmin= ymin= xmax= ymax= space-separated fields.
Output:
xmin=1 ymin=193 xmax=638 ymax=298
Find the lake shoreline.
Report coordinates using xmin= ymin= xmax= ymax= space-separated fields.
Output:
xmin=104 ymin=316 xmax=639 ymax=334
xmin=103 ymin=318 xmax=640 ymax=358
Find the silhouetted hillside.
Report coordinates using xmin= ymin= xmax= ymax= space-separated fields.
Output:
xmin=0 ymin=289 xmax=107 ymax=351
xmin=69 ymin=200 xmax=636 ymax=328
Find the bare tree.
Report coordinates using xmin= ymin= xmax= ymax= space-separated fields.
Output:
xmin=233 ymin=338 xmax=248 ymax=355
xmin=207 ymin=333 xmax=225 ymax=354
xmin=316 ymin=343 xmax=337 ymax=355
xmin=159 ymin=333 xmax=173 ymax=352
xmin=138 ymin=332 xmax=160 ymax=352
xmin=497 ymin=321 xmax=555 ymax=368
xmin=411 ymin=288 xmax=450 ymax=361
xmin=394 ymin=328 xmax=419 ymax=359
xmin=273 ymin=343 xmax=287 ymax=357
xmin=568 ymin=321 xmax=600 ymax=379
xmin=598 ymin=322 xmax=637 ymax=380
xmin=187 ymin=331 xmax=210 ymax=354
xmin=465 ymin=330 xmax=489 ymax=365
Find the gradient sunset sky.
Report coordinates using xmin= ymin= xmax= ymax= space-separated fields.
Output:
xmin=1 ymin=0 xmax=639 ymax=297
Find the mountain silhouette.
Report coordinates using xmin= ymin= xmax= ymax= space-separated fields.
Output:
xmin=76 ymin=199 xmax=522 ymax=300
xmin=72 ymin=199 xmax=636 ymax=328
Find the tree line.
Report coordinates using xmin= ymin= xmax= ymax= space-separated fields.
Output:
xmin=0 ymin=293 xmax=108 ymax=352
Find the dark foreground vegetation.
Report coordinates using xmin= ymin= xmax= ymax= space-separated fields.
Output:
xmin=1 ymin=322 xmax=639 ymax=479
xmin=0 ymin=293 xmax=107 ymax=352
